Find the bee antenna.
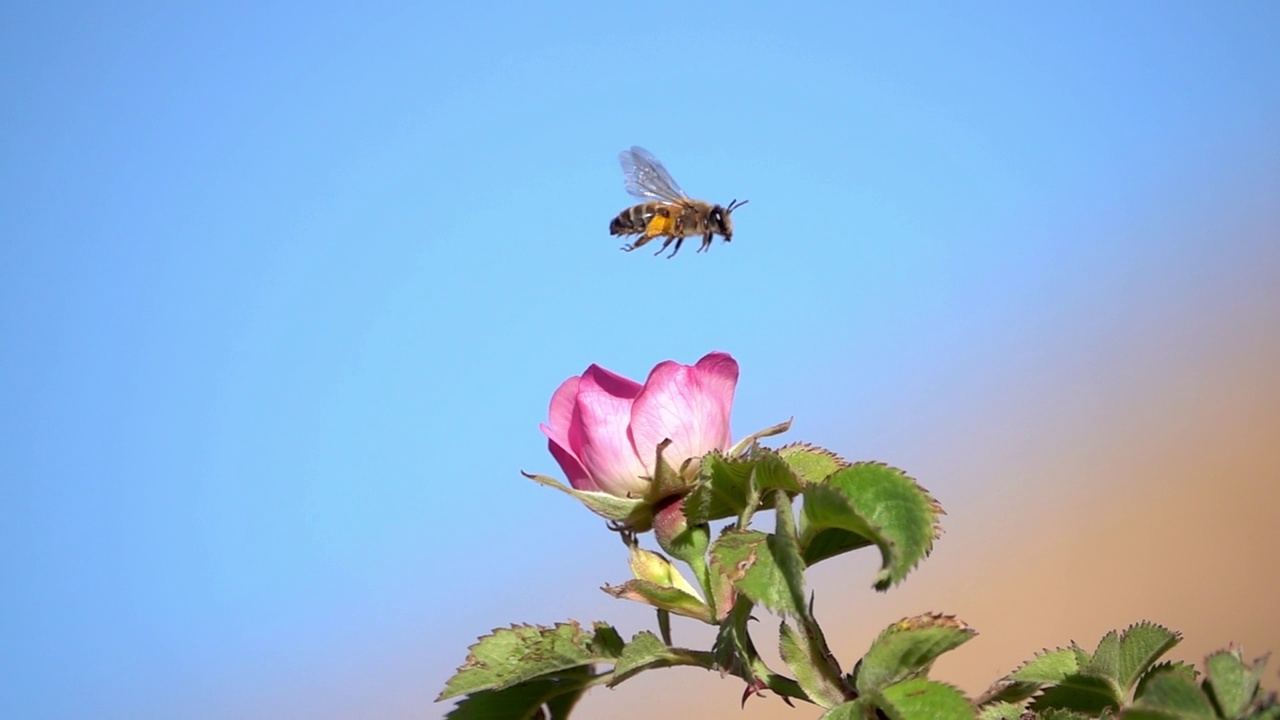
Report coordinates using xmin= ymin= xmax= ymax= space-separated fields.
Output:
xmin=727 ymin=199 xmax=749 ymax=212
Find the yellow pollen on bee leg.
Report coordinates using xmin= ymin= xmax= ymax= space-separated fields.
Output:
xmin=644 ymin=214 xmax=675 ymax=238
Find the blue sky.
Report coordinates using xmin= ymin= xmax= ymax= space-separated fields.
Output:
xmin=2 ymin=3 xmax=1278 ymax=718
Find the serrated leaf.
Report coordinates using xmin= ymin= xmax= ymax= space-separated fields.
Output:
xmin=976 ymin=679 xmax=1042 ymax=707
xmin=708 ymin=529 xmax=802 ymax=616
xmin=856 ymin=614 xmax=977 ymax=694
xmin=770 ymin=490 xmax=809 ymax=619
xmin=443 ymin=667 xmax=591 ymax=720
xmin=1135 ymin=661 xmax=1199 ymax=701
xmin=1095 ymin=622 xmax=1181 ymax=694
xmin=780 ymin=620 xmax=848 ymax=708
xmin=601 ymin=579 xmax=714 ymax=622
xmin=821 ymin=699 xmax=874 ymax=719
xmin=872 ymin=678 xmax=976 ymax=720
xmin=973 ymin=644 xmax=1092 ymax=708
xmin=1126 ymin=666 xmax=1217 ymax=719
xmin=589 ymin=622 xmax=625 ymax=659
xmin=777 ymin=443 xmax=847 ymax=484
xmin=683 ymin=449 xmax=802 ymax=524
xmin=976 ymin=700 xmax=1028 ymax=720
xmin=1033 ymin=674 xmax=1122 ymax=715
xmin=1204 ymin=648 xmax=1260 ymax=720
xmin=799 ymin=463 xmax=942 ymax=589
xmin=608 ymin=631 xmax=688 ymax=686
xmin=713 ymin=596 xmax=761 ymax=685
xmin=1011 ymin=647 xmax=1088 ymax=684
xmin=1040 ymin=710 xmax=1094 ymax=720
xmin=523 ymin=472 xmax=652 ymax=529
xmin=439 ymin=622 xmax=611 ymax=700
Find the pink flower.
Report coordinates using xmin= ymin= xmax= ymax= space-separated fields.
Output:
xmin=540 ymin=352 xmax=739 ymax=498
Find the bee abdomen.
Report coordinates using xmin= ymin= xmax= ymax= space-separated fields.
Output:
xmin=609 ymin=204 xmax=658 ymax=236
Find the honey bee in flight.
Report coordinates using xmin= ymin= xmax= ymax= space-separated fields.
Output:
xmin=609 ymin=146 xmax=748 ymax=258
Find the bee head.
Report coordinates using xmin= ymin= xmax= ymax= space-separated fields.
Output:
xmin=711 ymin=199 xmax=749 ymax=240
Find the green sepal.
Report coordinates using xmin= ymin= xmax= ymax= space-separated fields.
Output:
xmin=854 ymin=613 xmax=977 ymax=694
xmin=601 ymin=579 xmax=714 ymax=622
xmin=627 ymin=545 xmax=704 ymax=601
xmin=872 ymin=678 xmax=976 ymax=720
xmin=648 ymin=438 xmax=689 ymax=500
xmin=438 ymin=621 xmax=619 ymax=701
xmin=726 ymin=418 xmax=793 ymax=458
xmin=798 ymin=463 xmax=942 ymax=589
xmin=443 ymin=666 xmax=591 ymax=720
xmin=522 ymin=472 xmax=653 ymax=530
xmin=1127 ymin=665 xmax=1218 ymax=719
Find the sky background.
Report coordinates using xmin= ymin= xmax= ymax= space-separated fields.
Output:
xmin=2 ymin=2 xmax=1279 ymax=718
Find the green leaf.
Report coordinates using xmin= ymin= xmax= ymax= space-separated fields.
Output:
xmin=1203 ymin=647 xmax=1261 ymax=719
xmin=601 ymin=579 xmax=714 ymax=622
xmin=683 ymin=448 xmax=802 ymax=525
xmin=976 ymin=700 xmax=1028 ymax=720
xmin=1126 ymin=666 xmax=1217 ymax=719
xmin=799 ymin=463 xmax=942 ymax=589
xmin=522 ymin=472 xmax=652 ymax=530
xmin=443 ymin=667 xmax=591 ymax=720
xmin=1086 ymin=622 xmax=1181 ymax=694
xmin=770 ymin=490 xmax=809 ymax=618
xmin=975 ymin=680 xmax=1040 ymax=708
xmin=1039 ymin=710 xmax=1094 ymax=720
xmin=589 ymin=622 xmax=625 ymax=659
xmin=438 ymin=622 xmax=613 ymax=701
xmin=1032 ymin=674 xmax=1122 ymax=715
xmin=780 ymin=620 xmax=849 ymax=708
xmin=777 ymin=442 xmax=847 ymax=483
xmin=820 ymin=699 xmax=874 ymax=719
xmin=976 ymin=700 xmax=1025 ymax=720
xmin=975 ymin=645 xmax=1090 ymax=707
xmin=1135 ymin=662 xmax=1199 ymax=702
xmin=872 ymin=678 xmax=976 ymax=720
xmin=708 ymin=528 xmax=805 ymax=617
xmin=607 ymin=631 xmax=697 ymax=686
xmin=855 ymin=614 xmax=977 ymax=694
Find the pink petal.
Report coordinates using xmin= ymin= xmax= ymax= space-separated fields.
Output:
xmin=570 ymin=364 xmax=649 ymax=497
xmin=539 ymin=375 xmax=596 ymax=491
xmin=542 ymin=431 xmax=596 ymax=492
xmin=543 ymin=376 xmax=581 ymax=450
xmin=630 ymin=352 xmax=738 ymax=474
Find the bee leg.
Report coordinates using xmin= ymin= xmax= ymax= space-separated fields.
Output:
xmin=654 ymin=236 xmax=675 ymax=256
xmin=666 ymin=238 xmax=684 ymax=259
xmin=626 ymin=235 xmax=652 ymax=251
xmin=698 ymin=232 xmax=713 ymax=253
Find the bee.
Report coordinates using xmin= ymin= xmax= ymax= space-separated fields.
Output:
xmin=609 ymin=146 xmax=748 ymax=258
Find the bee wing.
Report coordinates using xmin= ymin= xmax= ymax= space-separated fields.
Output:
xmin=619 ymin=146 xmax=689 ymax=202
